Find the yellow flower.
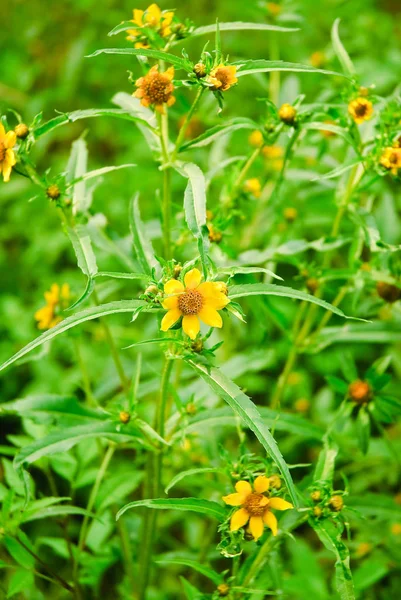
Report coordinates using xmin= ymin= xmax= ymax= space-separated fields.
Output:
xmin=380 ymin=147 xmax=401 ymax=175
xmin=207 ymin=64 xmax=238 ymax=92
xmin=348 ymin=97 xmax=373 ymax=124
xmin=0 ymin=123 xmax=17 ymax=183
xmin=248 ymin=130 xmax=264 ymax=147
xmin=127 ymin=4 xmax=174 ymax=42
xmin=310 ymin=51 xmax=326 ymax=68
xmin=134 ymin=65 xmax=175 ymax=113
xmin=160 ymin=268 xmax=230 ymax=340
xmin=222 ymin=477 xmax=293 ymax=540
xmin=244 ymin=178 xmax=261 ymax=197
xmin=34 ymin=284 xmax=70 ymax=330
xmin=266 ymin=2 xmax=282 ymax=16
xmin=278 ymin=103 xmax=297 ymax=125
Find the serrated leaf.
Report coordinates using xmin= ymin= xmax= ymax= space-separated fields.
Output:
xmin=331 ymin=19 xmax=356 ymax=78
xmin=87 ymin=47 xmax=191 ymax=70
xmin=0 ymin=394 xmax=107 ymax=420
xmin=129 ymin=193 xmax=157 ymax=275
xmin=179 ymin=118 xmax=256 ymax=152
xmin=156 ymin=558 xmax=223 ymax=585
xmin=116 ymin=497 xmax=226 ymax=521
xmin=233 ymin=60 xmax=350 ymax=79
xmin=165 ymin=467 xmax=224 ymax=494
xmin=112 ymin=92 xmax=161 ymax=153
xmin=66 ymin=225 xmax=98 ymax=277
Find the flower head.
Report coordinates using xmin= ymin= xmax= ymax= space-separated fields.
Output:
xmin=134 ymin=65 xmax=175 ymax=113
xmin=222 ymin=476 xmax=293 ymax=540
xmin=348 ymin=97 xmax=373 ymax=124
xmin=161 ymin=268 xmax=230 ymax=340
xmin=126 ymin=4 xmax=174 ymax=44
xmin=248 ymin=130 xmax=264 ymax=147
xmin=380 ymin=147 xmax=401 ymax=175
xmin=14 ymin=123 xmax=29 ymax=139
xmin=34 ymin=284 xmax=70 ymax=330
xmin=244 ymin=178 xmax=262 ymax=198
xmin=278 ymin=103 xmax=297 ymax=125
xmin=348 ymin=380 xmax=372 ymax=404
xmin=207 ymin=64 xmax=238 ymax=92
xmin=0 ymin=123 xmax=17 ymax=183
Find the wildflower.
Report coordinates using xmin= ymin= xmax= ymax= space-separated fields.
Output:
xmin=248 ymin=130 xmax=264 ymax=147
xmin=126 ymin=4 xmax=174 ymax=45
xmin=348 ymin=97 xmax=373 ymax=124
xmin=119 ymin=411 xmax=131 ymax=424
xmin=310 ymin=490 xmax=321 ymax=502
xmin=380 ymin=147 xmax=401 ymax=175
xmin=193 ymin=63 xmax=206 ymax=78
xmin=266 ymin=2 xmax=282 ymax=16
xmin=329 ymin=495 xmax=344 ymax=512
xmin=207 ymin=64 xmax=238 ymax=92
xmin=34 ymin=283 xmax=70 ymax=330
xmin=0 ymin=123 xmax=17 ymax=183
xmin=278 ymin=103 xmax=297 ymax=125
xmin=185 ymin=402 xmax=197 ymax=415
xmin=14 ymin=123 xmax=29 ymax=139
xmin=310 ymin=51 xmax=326 ymax=68
xmin=161 ymin=268 xmax=230 ymax=340
xmin=46 ymin=184 xmax=61 ymax=200
xmin=244 ymin=178 xmax=261 ymax=198
xmin=313 ymin=506 xmax=322 ymax=518
xmin=134 ymin=65 xmax=175 ymax=113
xmin=284 ymin=207 xmax=298 ymax=222
xmin=294 ymin=398 xmax=310 ymax=413
xmin=222 ymin=476 xmax=293 ymax=539
xmin=262 ymin=145 xmax=284 ymax=170
xmin=348 ymin=380 xmax=372 ymax=404
xmin=217 ymin=583 xmax=230 ymax=596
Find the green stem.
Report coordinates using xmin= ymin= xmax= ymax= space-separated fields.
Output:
xmin=158 ymin=111 xmax=172 ymax=259
xmin=73 ymin=445 xmax=115 ymax=581
xmin=172 ymin=87 xmax=204 ymax=161
xmin=233 ymin=147 xmax=261 ymax=191
xmin=73 ymin=337 xmax=97 ymax=406
xmin=116 ymin=513 xmax=137 ymax=594
xmin=138 ymin=357 xmax=174 ymax=600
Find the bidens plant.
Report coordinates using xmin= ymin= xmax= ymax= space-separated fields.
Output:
xmin=1 ymin=5 xmax=401 ymax=600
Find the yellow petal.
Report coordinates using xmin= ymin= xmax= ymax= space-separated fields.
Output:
xmin=160 ymin=308 xmax=181 ymax=332
xmin=182 ymin=314 xmax=200 ymax=339
xmin=249 ymin=516 xmax=264 ymax=540
xmin=0 ymin=123 xmax=5 ymax=137
xmin=162 ymin=296 xmax=179 ymax=309
xmin=145 ymin=3 xmax=161 ymax=25
xmin=5 ymin=149 xmax=16 ymax=167
xmin=164 ymin=279 xmax=184 ymax=295
xmin=230 ymin=508 xmax=250 ymax=531
xmin=165 ymin=66 xmax=175 ymax=81
xmin=60 ymin=284 xmax=70 ymax=300
xmin=254 ymin=475 xmax=270 ymax=494
xmin=2 ymin=163 xmax=12 ymax=182
xmin=133 ymin=9 xmax=144 ymax=26
xmin=198 ymin=306 xmax=222 ymax=328
xmin=235 ymin=480 xmax=252 ymax=495
xmin=263 ymin=511 xmax=278 ymax=536
xmin=5 ymin=131 xmax=16 ymax=148
xmin=268 ymin=498 xmax=294 ymax=511
xmin=184 ymin=268 xmax=202 ymax=289
xmin=222 ymin=493 xmax=246 ymax=507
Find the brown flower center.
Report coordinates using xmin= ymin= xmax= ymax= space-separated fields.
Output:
xmin=354 ymin=103 xmax=367 ymax=117
xmin=0 ymin=141 xmax=5 ymax=162
xmin=178 ymin=289 xmax=203 ymax=315
xmin=143 ymin=73 xmax=173 ymax=105
xmin=243 ymin=493 xmax=267 ymax=516
xmin=389 ymin=151 xmax=400 ymax=165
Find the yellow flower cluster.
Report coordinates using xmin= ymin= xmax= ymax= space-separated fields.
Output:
xmin=34 ymin=284 xmax=70 ymax=330
xmin=348 ymin=97 xmax=373 ymax=124
xmin=126 ymin=4 xmax=174 ymax=48
xmin=0 ymin=123 xmax=17 ymax=183
xmin=206 ymin=64 xmax=238 ymax=92
xmin=134 ymin=65 xmax=175 ymax=113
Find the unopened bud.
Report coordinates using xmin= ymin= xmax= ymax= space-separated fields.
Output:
xmin=15 ymin=123 xmax=29 ymax=139
xmin=278 ymin=103 xmax=297 ymax=125
xmin=193 ymin=63 xmax=206 ymax=78
xmin=348 ymin=380 xmax=372 ymax=404
xmin=329 ymin=495 xmax=344 ymax=512
xmin=119 ymin=411 xmax=130 ymax=424
xmin=46 ymin=184 xmax=61 ymax=200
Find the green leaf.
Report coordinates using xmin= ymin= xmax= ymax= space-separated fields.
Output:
xmin=116 ymin=497 xmax=226 ymax=521
xmin=156 ymin=558 xmax=223 ymax=586
xmin=87 ymin=47 xmax=191 ymax=70
xmin=0 ymin=299 xmax=150 ymax=373
xmin=176 ymin=162 xmax=209 ymax=277
xmin=356 ymin=407 xmax=371 ymax=454
xmin=66 ymin=137 xmax=89 ymax=214
xmin=313 ymin=439 xmax=338 ymax=484
xmin=187 ymin=362 xmax=299 ymax=507
xmin=33 ymin=108 xmax=155 ymax=138
xmin=0 ymin=394 xmax=106 ymax=420
xmin=313 ymin=521 xmax=355 ymax=600
xmin=66 ymin=225 xmax=98 ymax=277
xmin=331 ymin=19 xmax=356 ymax=78
xmin=217 ymin=265 xmax=283 ymax=281
xmin=112 ymin=92 xmax=161 ymax=153
xmin=129 ymin=193 xmax=157 ymax=276
xmin=189 ymin=22 xmax=299 ymax=37
xmin=303 ymin=122 xmax=355 ymax=147
xmin=4 ymin=536 xmax=34 ymax=569
xmin=346 ymin=494 xmax=401 ymax=519
xmin=311 ymin=157 xmax=362 ymax=181
xmin=21 ymin=505 xmax=98 ymax=523
xmin=94 ymin=271 xmax=151 ymax=281
xmin=165 ymin=467 xmax=224 ymax=494
xmin=228 ymin=283 xmax=357 ymax=319
xmin=7 ymin=568 xmax=34 ymax=597
xmin=179 ymin=118 xmax=256 ymax=152
xmin=69 ymin=163 xmax=136 ymax=186
xmin=14 ymin=421 xmax=147 ymax=468
xmin=233 ymin=60 xmax=349 ymax=79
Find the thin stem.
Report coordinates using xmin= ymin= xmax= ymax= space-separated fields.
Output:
xmin=233 ymin=147 xmax=261 ymax=191
xmin=158 ymin=111 xmax=172 ymax=259
xmin=73 ymin=337 xmax=97 ymax=406
xmin=172 ymin=87 xmax=204 ymax=161
xmin=138 ymin=357 xmax=174 ymax=600
xmin=116 ymin=513 xmax=137 ymax=594
xmin=92 ymin=289 xmax=130 ymax=393
xmin=73 ymin=445 xmax=115 ymax=582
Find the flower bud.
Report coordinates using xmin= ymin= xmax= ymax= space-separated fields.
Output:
xmin=119 ymin=411 xmax=130 ymax=424
xmin=391 ymin=523 xmax=401 ymax=535
xmin=173 ymin=264 xmax=183 ymax=278
xmin=268 ymin=474 xmax=282 ymax=489
xmin=14 ymin=123 xmax=29 ymax=139
xmin=294 ymin=398 xmax=310 ymax=413
xmin=217 ymin=583 xmax=230 ymax=596
xmin=186 ymin=402 xmax=197 ymax=415
xmin=278 ymin=103 xmax=297 ymax=125
xmin=306 ymin=277 xmax=319 ymax=294
xmin=313 ymin=506 xmax=322 ymax=518
xmin=310 ymin=490 xmax=321 ymax=502
xmin=46 ymin=184 xmax=61 ymax=200
xmin=193 ymin=63 xmax=206 ymax=78
xmin=284 ymin=207 xmax=298 ymax=222
xmin=329 ymin=495 xmax=344 ymax=512
xmin=145 ymin=285 xmax=159 ymax=296
xmin=348 ymin=380 xmax=372 ymax=404
xmin=191 ymin=339 xmax=203 ymax=353
xmin=208 ymin=224 xmax=222 ymax=243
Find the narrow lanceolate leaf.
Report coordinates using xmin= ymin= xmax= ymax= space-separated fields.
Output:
xmin=331 ymin=19 xmax=356 ymax=78
xmin=14 ymin=421 xmax=147 ymax=468
xmin=129 ymin=194 xmax=157 ymax=275
xmin=155 ymin=558 xmax=223 ymax=586
xmin=311 ymin=157 xmax=363 ymax=181
xmin=303 ymin=122 xmax=355 ymax=147
xmin=94 ymin=271 xmax=151 ymax=281
xmin=187 ymin=362 xmax=299 ymax=507
xmin=233 ymin=60 xmax=349 ymax=79
xmin=33 ymin=108 xmax=155 ymax=138
xmin=165 ymin=467 xmax=225 ymax=494
xmin=116 ymin=497 xmax=226 ymax=521
xmin=176 ymin=162 xmax=209 ymax=276
xmin=66 ymin=225 xmax=98 ymax=277
xmin=313 ymin=439 xmax=338 ymax=484
xmin=313 ymin=521 xmax=355 ymax=600
xmin=87 ymin=48 xmax=191 ymax=71
xmin=66 ymin=137 xmax=89 ymax=214
xmin=179 ymin=118 xmax=257 ymax=152
xmin=228 ymin=283 xmax=356 ymax=319
xmin=69 ymin=163 xmax=136 ymax=186
xmin=217 ymin=266 xmax=283 ymax=281
xmin=112 ymin=92 xmax=161 ymax=154
xmin=0 ymin=300 xmax=150 ymax=373
xmin=0 ymin=394 xmax=107 ymax=420
xmin=21 ymin=505 xmax=97 ymax=523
